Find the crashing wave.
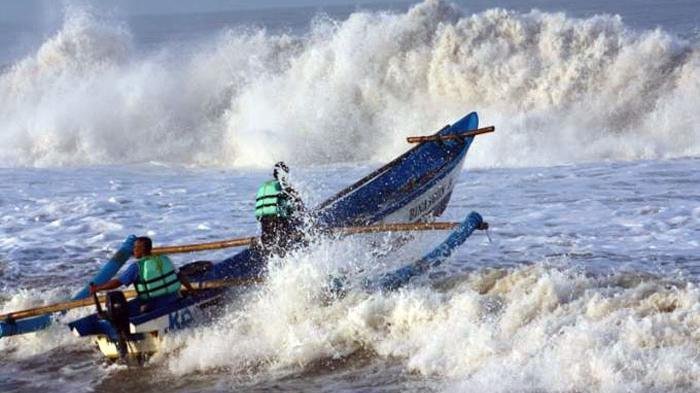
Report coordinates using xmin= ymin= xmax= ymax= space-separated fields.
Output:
xmin=0 ymin=0 xmax=698 ymax=167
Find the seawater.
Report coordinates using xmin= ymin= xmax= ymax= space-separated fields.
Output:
xmin=1 ymin=159 xmax=699 ymax=392
xmin=1 ymin=1 xmax=700 ymax=392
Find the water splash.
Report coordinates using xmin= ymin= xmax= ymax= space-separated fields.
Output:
xmin=0 ymin=1 xmax=698 ymax=168
xmin=161 ymin=259 xmax=700 ymax=392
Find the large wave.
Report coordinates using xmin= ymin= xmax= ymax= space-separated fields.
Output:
xmin=1 ymin=1 xmax=699 ymax=167
xmin=159 ymin=249 xmax=700 ymax=392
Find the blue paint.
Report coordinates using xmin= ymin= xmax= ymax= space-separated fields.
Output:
xmin=168 ymin=308 xmax=194 ymax=331
xmin=315 ymin=112 xmax=479 ymax=227
xmin=0 ymin=315 xmax=51 ymax=337
xmin=368 ymin=211 xmax=483 ymax=291
xmin=70 ymin=290 xmax=203 ymax=336
xmin=168 ymin=312 xmax=180 ymax=330
xmin=73 ymin=235 xmax=136 ymax=299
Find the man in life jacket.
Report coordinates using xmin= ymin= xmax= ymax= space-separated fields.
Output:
xmin=255 ymin=161 xmax=306 ymax=256
xmin=90 ymin=236 xmax=191 ymax=309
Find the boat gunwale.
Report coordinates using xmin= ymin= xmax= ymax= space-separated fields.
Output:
xmin=315 ymin=121 xmax=466 ymax=211
xmin=365 ymin=144 xmax=468 ymax=224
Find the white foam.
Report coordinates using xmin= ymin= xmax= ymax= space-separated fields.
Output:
xmin=1 ymin=1 xmax=698 ymax=168
xmin=159 ymin=260 xmax=700 ymax=392
xmin=0 ymin=158 xmax=698 ymax=390
xmin=0 ymin=288 xmax=93 ymax=359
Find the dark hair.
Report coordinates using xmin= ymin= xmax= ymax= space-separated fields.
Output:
xmin=136 ymin=236 xmax=152 ymax=253
xmin=273 ymin=161 xmax=289 ymax=179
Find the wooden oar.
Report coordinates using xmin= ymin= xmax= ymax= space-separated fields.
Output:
xmin=406 ymin=126 xmax=495 ymax=143
xmin=152 ymin=221 xmax=461 ymax=255
xmin=0 ymin=277 xmax=264 ymax=322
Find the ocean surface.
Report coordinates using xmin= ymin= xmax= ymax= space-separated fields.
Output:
xmin=1 ymin=1 xmax=699 ymax=392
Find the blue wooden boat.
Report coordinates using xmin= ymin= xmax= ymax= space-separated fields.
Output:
xmin=57 ymin=111 xmax=482 ymax=359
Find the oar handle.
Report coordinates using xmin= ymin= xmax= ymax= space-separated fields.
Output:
xmin=90 ymin=282 xmax=104 ymax=316
xmin=407 ymin=126 xmax=495 ymax=143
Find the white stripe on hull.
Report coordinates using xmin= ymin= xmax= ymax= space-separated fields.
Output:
xmin=130 ymin=298 xmax=212 ymax=334
xmin=381 ymin=164 xmax=461 ymax=224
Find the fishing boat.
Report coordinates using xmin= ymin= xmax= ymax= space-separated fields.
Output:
xmin=2 ymin=111 xmax=490 ymax=360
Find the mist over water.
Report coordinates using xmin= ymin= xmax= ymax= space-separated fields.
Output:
xmin=1 ymin=0 xmax=698 ymax=168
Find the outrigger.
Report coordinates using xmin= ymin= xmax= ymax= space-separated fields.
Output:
xmin=1 ymin=112 xmax=493 ymax=361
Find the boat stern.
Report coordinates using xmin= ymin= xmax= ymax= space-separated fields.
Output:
xmin=94 ymin=332 xmax=161 ymax=360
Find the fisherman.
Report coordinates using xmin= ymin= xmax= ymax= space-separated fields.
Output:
xmin=254 ymin=161 xmax=306 ymax=256
xmin=90 ymin=236 xmax=192 ymax=309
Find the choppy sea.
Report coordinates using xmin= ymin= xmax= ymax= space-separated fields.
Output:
xmin=1 ymin=1 xmax=699 ymax=392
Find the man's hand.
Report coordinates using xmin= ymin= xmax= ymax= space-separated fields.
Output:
xmin=178 ymin=272 xmax=195 ymax=292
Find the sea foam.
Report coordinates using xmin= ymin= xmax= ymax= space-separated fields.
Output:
xmin=1 ymin=1 xmax=699 ymax=168
xmin=160 ymin=250 xmax=700 ymax=392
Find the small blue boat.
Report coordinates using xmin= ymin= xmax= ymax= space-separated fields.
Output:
xmin=19 ymin=112 xmax=483 ymax=359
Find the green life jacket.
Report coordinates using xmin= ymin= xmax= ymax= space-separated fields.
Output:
xmin=135 ymin=255 xmax=181 ymax=300
xmin=255 ymin=180 xmax=291 ymax=220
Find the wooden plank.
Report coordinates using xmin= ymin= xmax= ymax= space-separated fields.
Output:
xmin=406 ymin=126 xmax=495 ymax=143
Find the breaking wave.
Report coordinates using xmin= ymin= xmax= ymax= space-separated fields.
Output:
xmin=1 ymin=0 xmax=699 ymax=167
xmin=0 ymin=288 xmax=91 ymax=358
xmin=160 ymin=252 xmax=700 ymax=392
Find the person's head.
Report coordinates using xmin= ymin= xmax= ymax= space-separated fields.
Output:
xmin=273 ymin=161 xmax=289 ymax=181
xmin=133 ymin=236 xmax=152 ymax=258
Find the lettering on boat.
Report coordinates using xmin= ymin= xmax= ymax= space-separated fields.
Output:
xmin=409 ymin=178 xmax=453 ymax=220
xmin=168 ymin=308 xmax=194 ymax=330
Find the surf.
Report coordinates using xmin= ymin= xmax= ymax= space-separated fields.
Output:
xmin=1 ymin=1 xmax=698 ymax=168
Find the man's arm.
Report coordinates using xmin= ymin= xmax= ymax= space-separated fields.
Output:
xmin=89 ymin=263 xmax=138 ymax=294
xmin=278 ymin=176 xmax=305 ymax=210
xmin=283 ymin=186 xmax=305 ymax=212
xmin=177 ymin=272 xmax=194 ymax=292
xmin=90 ymin=278 xmax=122 ymax=295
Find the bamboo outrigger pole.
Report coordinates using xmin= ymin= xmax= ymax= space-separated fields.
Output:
xmin=1 ymin=221 xmax=465 ymax=321
xmin=152 ymin=237 xmax=257 ymax=255
xmin=0 ymin=277 xmax=265 ymax=322
xmin=151 ymin=221 xmax=462 ymax=255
